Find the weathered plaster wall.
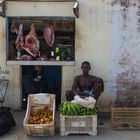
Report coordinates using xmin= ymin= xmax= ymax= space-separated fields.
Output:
xmin=110 ymin=0 xmax=140 ymax=107
xmin=0 ymin=17 xmax=21 ymax=110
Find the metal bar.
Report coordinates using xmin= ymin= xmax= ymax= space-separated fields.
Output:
xmin=7 ymin=61 xmax=75 ymax=66
xmin=8 ymin=0 xmax=76 ymax=1
xmin=1 ymin=0 xmax=79 ymax=18
xmin=6 ymin=17 xmax=9 ymax=60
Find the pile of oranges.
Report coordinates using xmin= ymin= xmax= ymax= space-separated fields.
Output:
xmin=28 ymin=105 xmax=53 ymax=124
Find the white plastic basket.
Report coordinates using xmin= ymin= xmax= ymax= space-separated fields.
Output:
xmin=23 ymin=93 xmax=55 ymax=136
xmin=60 ymin=114 xmax=97 ymax=136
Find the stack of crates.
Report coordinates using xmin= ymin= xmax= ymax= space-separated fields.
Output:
xmin=23 ymin=93 xmax=55 ymax=136
xmin=112 ymin=107 xmax=140 ymax=129
xmin=60 ymin=114 xmax=97 ymax=136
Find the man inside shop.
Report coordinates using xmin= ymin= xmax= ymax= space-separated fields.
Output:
xmin=32 ymin=65 xmax=47 ymax=93
xmin=65 ymin=61 xmax=104 ymax=102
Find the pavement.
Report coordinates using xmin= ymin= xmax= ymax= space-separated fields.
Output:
xmin=0 ymin=111 xmax=140 ymax=140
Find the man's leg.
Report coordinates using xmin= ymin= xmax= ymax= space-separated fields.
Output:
xmin=93 ymin=92 xmax=101 ymax=101
xmin=92 ymin=78 xmax=104 ymax=101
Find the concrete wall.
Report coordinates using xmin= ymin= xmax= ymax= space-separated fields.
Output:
xmin=62 ymin=0 xmax=110 ymax=111
xmin=0 ymin=1 xmax=76 ymax=110
xmin=110 ymin=0 xmax=140 ymax=107
xmin=0 ymin=17 xmax=21 ymax=110
xmin=0 ymin=0 xmax=121 ymax=111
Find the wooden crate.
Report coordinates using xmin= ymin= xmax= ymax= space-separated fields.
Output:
xmin=111 ymin=107 xmax=140 ymax=129
xmin=23 ymin=93 xmax=55 ymax=136
xmin=60 ymin=114 xmax=97 ymax=136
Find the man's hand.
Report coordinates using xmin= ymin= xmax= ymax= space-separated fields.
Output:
xmin=92 ymin=78 xmax=103 ymax=94
xmin=73 ymin=89 xmax=85 ymax=95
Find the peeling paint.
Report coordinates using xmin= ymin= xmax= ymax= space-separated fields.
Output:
xmin=133 ymin=3 xmax=137 ymax=7
xmin=111 ymin=0 xmax=118 ymax=6
xmin=110 ymin=0 xmax=140 ymax=107
xmin=120 ymin=0 xmax=129 ymax=7
xmin=137 ymin=11 xmax=140 ymax=16
xmin=111 ymin=0 xmax=130 ymax=7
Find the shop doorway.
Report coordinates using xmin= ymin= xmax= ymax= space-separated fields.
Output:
xmin=22 ymin=65 xmax=62 ymax=109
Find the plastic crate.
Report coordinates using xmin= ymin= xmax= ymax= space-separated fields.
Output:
xmin=60 ymin=114 xmax=97 ymax=136
xmin=23 ymin=93 xmax=55 ymax=136
xmin=111 ymin=107 xmax=140 ymax=129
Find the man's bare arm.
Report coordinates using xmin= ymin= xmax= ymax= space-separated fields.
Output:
xmin=72 ymin=76 xmax=78 ymax=90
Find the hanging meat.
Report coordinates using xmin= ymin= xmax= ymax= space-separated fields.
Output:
xmin=20 ymin=55 xmax=33 ymax=61
xmin=15 ymin=24 xmax=24 ymax=50
xmin=23 ymin=24 xmax=39 ymax=58
xmin=11 ymin=21 xmax=18 ymax=34
xmin=43 ymin=25 xmax=55 ymax=47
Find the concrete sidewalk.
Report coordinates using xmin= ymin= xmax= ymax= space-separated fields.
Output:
xmin=0 ymin=111 xmax=140 ymax=140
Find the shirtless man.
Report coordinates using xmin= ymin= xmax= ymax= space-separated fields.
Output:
xmin=65 ymin=61 xmax=104 ymax=101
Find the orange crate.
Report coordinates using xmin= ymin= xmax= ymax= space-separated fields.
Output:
xmin=23 ymin=93 xmax=55 ymax=136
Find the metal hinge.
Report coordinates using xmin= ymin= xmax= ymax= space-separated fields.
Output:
xmin=0 ymin=0 xmax=5 ymax=17
xmin=73 ymin=1 xmax=79 ymax=18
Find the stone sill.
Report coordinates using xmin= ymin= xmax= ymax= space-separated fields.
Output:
xmin=7 ymin=60 xmax=75 ymax=66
